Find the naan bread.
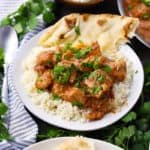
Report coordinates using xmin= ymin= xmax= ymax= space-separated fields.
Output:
xmin=39 ymin=13 xmax=139 ymax=52
xmin=53 ymin=137 xmax=95 ymax=150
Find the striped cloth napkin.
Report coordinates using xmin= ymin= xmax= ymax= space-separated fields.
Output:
xmin=0 ymin=1 xmax=45 ymax=150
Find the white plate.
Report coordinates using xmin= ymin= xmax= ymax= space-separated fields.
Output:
xmin=24 ymin=137 xmax=123 ymax=150
xmin=11 ymin=28 xmax=144 ymax=131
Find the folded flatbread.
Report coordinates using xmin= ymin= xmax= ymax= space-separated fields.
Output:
xmin=39 ymin=13 xmax=139 ymax=52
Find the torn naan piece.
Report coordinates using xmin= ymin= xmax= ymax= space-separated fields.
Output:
xmin=39 ymin=13 xmax=139 ymax=52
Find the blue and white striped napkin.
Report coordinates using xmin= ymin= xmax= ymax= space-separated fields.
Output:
xmin=0 ymin=1 xmax=46 ymax=149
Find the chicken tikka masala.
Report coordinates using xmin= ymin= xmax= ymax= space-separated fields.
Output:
xmin=34 ymin=42 xmax=126 ymax=121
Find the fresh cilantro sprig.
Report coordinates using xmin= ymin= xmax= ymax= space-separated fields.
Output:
xmin=0 ymin=103 xmax=11 ymax=141
xmin=0 ymin=48 xmax=10 ymax=141
xmin=0 ymin=0 xmax=55 ymax=39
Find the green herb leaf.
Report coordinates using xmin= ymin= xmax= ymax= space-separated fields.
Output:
xmin=28 ymin=15 xmax=38 ymax=30
xmin=14 ymin=23 xmax=23 ymax=34
xmin=75 ymin=47 xmax=92 ymax=59
xmin=122 ymin=111 xmax=137 ymax=123
xmin=0 ymin=48 xmax=4 ymax=66
xmin=72 ymin=100 xmax=83 ymax=108
xmin=101 ymin=65 xmax=112 ymax=73
xmin=37 ymin=88 xmax=44 ymax=93
xmin=0 ymin=0 xmax=55 ymax=39
xmin=0 ymin=103 xmax=8 ymax=116
xmin=97 ymin=75 xmax=105 ymax=83
xmin=142 ymin=0 xmax=150 ymax=6
xmin=43 ymin=10 xmax=55 ymax=24
xmin=82 ymin=62 xmax=94 ymax=68
xmin=92 ymin=86 xmax=102 ymax=94
xmin=0 ymin=18 xmax=11 ymax=27
xmin=143 ymin=130 xmax=150 ymax=141
xmin=63 ymin=43 xmax=75 ymax=52
xmin=55 ymin=53 xmax=62 ymax=62
xmin=139 ymin=102 xmax=150 ymax=114
xmin=53 ymin=65 xmax=71 ymax=84
xmin=0 ymin=122 xmax=11 ymax=141
xmin=30 ymin=3 xmax=42 ymax=15
xmin=52 ymin=93 xmax=60 ymax=101
xmin=74 ymin=26 xmax=80 ymax=35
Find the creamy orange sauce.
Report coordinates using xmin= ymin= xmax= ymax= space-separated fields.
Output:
xmin=124 ymin=0 xmax=150 ymax=44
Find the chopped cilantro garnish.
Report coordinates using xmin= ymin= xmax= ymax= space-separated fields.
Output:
xmin=72 ymin=100 xmax=83 ymax=108
xmin=75 ymin=47 xmax=92 ymax=59
xmin=82 ymin=61 xmax=94 ymax=68
xmin=74 ymin=26 xmax=80 ymax=35
xmin=92 ymin=86 xmax=103 ymax=94
xmin=142 ymin=0 xmax=150 ymax=6
xmin=55 ymin=53 xmax=62 ymax=61
xmin=63 ymin=43 xmax=75 ymax=52
xmin=37 ymin=88 xmax=44 ymax=93
xmin=97 ymin=75 xmax=105 ymax=83
xmin=52 ymin=93 xmax=60 ymax=101
xmin=82 ymin=57 xmax=99 ymax=70
xmin=93 ymin=57 xmax=99 ymax=70
xmin=80 ymin=72 xmax=90 ymax=80
xmin=74 ymin=81 xmax=80 ymax=88
xmin=101 ymin=65 xmax=112 ymax=73
xmin=78 ymin=39 xmax=83 ymax=44
xmin=90 ymin=71 xmax=97 ymax=78
xmin=53 ymin=65 xmax=71 ymax=84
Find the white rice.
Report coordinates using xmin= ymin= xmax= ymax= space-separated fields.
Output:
xmin=22 ymin=46 xmax=133 ymax=122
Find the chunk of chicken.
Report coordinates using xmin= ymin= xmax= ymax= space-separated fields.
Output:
xmin=52 ymin=83 xmax=86 ymax=104
xmin=34 ymin=65 xmax=46 ymax=75
xmin=100 ymin=56 xmax=126 ymax=82
xmin=36 ymin=70 xmax=53 ymax=90
xmin=83 ymin=69 xmax=113 ymax=99
xmin=87 ymin=41 xmax=101 ymax=57
xmin=36 ymin=51 xmax=56 ymax=67
xmin=85 ymin=98 xmax=112 ymax=121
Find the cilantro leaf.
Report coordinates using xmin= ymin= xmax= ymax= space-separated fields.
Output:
xmin=139 ymin=102 xmax=150 ymax=114
xmin=72 ymin=100 xmax=83 ymax=108
xmin=0 ymin=103 xmax=8 ymax=116
xmin=74 ymin=26 xmax=80 ymax=35
xmin=53 ymin=65 xmax=71 ymax=84
xmin=75 ymin=47 xmax=92 ymax=59
xmin=52 ymin=93 xmax=60 ymax=101
xmin=0 ymin=0 xmax=55 ymax=39
xmin=0 ymin=122 xmax=11 ymax=141
xmin=101 ymin=65 xmax=112 ymax=73
xmin=122 ymin=112 xmax=137 ymax=123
